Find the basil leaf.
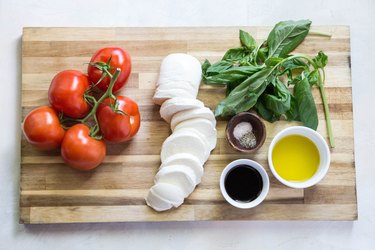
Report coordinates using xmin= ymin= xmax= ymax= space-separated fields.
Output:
xmin=255 ymin=99 xmax=280 ymax=122
xmin=204 ymin=74 xmax=244 ymax=85
xmin=281 ymin=57 xmax=308 ymax=71
xmin=222 ymin=65 xmax=263 ymax=75
xmin=294 ymin=77 xmax=318 ymax=130
xmin=265 ymin=57 xmax=283 ymax=67
xmin=239 ymin=54 xmax=253 ymax=66
xmin=214 ymin=67 xmax=273 ymax=117
xmin=256 ymin=47 xmax=268 ymax=64
xmin=267 ymin=20 xmax=311 ymax=58
xmin=312 ymin=51 xmax=328 ymax=68
xmin=240 ymin=30 xmax=257 ymax=50
xmin=202 ymin=59 xmax=211 ymax=74
xmin=288 ymin=74 xmax=302 ymax=85
xmin=204 ymin=65 xmax=263 ymax=85
xmin=263 ymin=79 xmax=291 ymax=115
xmin=278 ymin=58 xmax=308 ymax=84
xmin=226 ymin=81 xmax=241 ymax=96
xmin=223 ymin=48 xmax=248 ymax=62
xmin=205 ymin=60 xmax=233 ymax=75
xmin=307 ymin=69 xmax=319 ymax=86
xmin=285 ymin=95 xmax=300 ymax=121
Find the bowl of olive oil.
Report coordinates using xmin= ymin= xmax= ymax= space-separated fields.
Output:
xmin=268 ymin=126 xmax=330 ymax=188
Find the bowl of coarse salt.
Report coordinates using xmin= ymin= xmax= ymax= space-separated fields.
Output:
xmin=226 ymin=112 xmax=266 ymax=153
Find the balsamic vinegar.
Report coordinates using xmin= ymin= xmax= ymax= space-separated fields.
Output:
xmin=224 ymin=165 xmax=263 ymax=202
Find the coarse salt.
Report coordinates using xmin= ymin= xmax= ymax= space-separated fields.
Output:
xmin=233 ymin=122 xmax=253 ymax=140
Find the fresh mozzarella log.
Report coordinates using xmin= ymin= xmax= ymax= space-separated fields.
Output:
xmin=170 ymin=106 xmax=216 ymax=131
xmin=155 ymin=165 xmax=196 ymax=198
xmin=156 ymin=80 xmax=198 ymax=96
xmin=145 ymin=182 xmax=185 ymax=212
xmin=159 ymin=97 xmax=204 ymax=123
xmin=173 ymin=118 xmax=217 ymax=151
xmin=153 ymin=53 xmax=202 ymax=106
xmin=160 ymin=129 xmax=209 ymax=164
xmin=147 ymin=53 xmax=217 ymax=212
xmin=157 ymin=53 xmax=202 ymax=90
xmin=160 ymin=153 xmax=204 ymax=184
xmin=153 ymin=89 xmax=196 ymax=106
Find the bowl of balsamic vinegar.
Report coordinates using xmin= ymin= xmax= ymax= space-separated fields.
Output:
xmin=220 ymin=159 xmax=269 ymax=209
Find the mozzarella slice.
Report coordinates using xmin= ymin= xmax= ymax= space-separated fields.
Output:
xmin=155 ymin=165 xmax=196 ymax=197
xmin=145 ymin=182 xmax=185 ymax=211
xmin=173 ymin=118 xmax=217 ymax=151
xmin=145 ymin=186 xmax=174 ymax=212
xmin=160 ymin=130 xmax=209 ymax=164
xmin=153 ymin=89 xmax=195 ymax=106
xmin=160 ymin=153 xmax=204 ymax=184
xmin=170 ymin=107 xmax=216 ymax=131
xmin=159 ymin=97 xmax=204 ymax=123
xmin=157 ymin=53 xmax=202 ymax=90
xmin=156 ymin=80 xmax=199 ymax=97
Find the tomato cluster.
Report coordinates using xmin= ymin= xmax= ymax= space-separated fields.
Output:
xmin=23 ymin=47 xmax=141 ymax=171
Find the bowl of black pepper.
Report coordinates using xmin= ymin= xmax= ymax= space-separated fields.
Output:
xmin=226 ymin=112 xmax=266 ymax=153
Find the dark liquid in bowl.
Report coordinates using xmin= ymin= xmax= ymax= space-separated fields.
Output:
xmin=224 ymin=165 xmax=263 ymax=202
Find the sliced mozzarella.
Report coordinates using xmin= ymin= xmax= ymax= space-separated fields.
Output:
xmin=147 ymin=53 xmax=209 ymax=212
xmin=173 ymin=127 xmax=211 ymax=150
xmin=173 ymin=118 xmax=217 ymax=151
xmin=170 ymin=107 xmax=216 ymax=131
xmin=160 ymin=130 xmax=209 ymax=164
xmin=145 ymin=187 xmax=174 ymax=212
xmin=160 ymin=153 xmax=204 ymax=184
xmin=159 ymin=97 xmax=204 ymax=123
xmin=145 ymin=182 xmax=185 ymax=211
xmin=155 ymin=165 xmax=196 ymax=197
xmin=151 ymin=183 xmax=185 ymax=206
xmin=153 ymin=89 xmax=195 ymax=106
xmin=156 ymin=80 xmax=199 ymax=97
xmin=157 ymin=53 xmax=202 ymax=90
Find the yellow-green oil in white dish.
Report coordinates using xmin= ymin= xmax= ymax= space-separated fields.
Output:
xmin=272 ymin=135 xmax=320 ymax=181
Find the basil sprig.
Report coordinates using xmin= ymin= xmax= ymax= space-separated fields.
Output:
xmin=202 ymin=20 xmax=334 ymax=147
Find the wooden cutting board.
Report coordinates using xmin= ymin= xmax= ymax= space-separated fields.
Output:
xmin=20 ymin=26 xmax=356 ymax=223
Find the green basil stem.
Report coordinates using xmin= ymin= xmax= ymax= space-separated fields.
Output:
xmin=81 ymin=68 xmax=121 ymax=138
xmin=272 ymin=55 xmax=334 ymax=148
xmin=318 ymin=69 xmax=335 ymax=148
xmin=308 ymin=31 xmax=332 ymax=38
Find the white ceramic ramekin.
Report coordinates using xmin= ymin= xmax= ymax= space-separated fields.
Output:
xmin=220 ymin=159 xmax=269 ymax=209
xmin=268 ymin=126 xmax=331 ymax=188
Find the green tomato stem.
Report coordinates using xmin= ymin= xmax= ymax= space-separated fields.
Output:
xmin=60 ymin=57 xmax=121 ymax=139
xmin=81 ymin=68 xmax=121 ymax=138
xmin=103 ymin=67 xmax=113 ymax=79
xmin=96 ymin=69 xmax=120 ymax=107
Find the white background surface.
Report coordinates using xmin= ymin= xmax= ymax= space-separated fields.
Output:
xmin=1 ymin=0 xmax=375 ymax=249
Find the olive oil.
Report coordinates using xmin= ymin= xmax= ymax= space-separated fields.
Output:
xmin=224 ymin=165 xmax=263 ymax=202
xmin=272 ymin=135 xmax=320 ymax=181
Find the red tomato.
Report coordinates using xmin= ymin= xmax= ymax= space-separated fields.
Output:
xmin=87 ymin=47 xmax=131 ymax=93
xmin=96 ymin=96 xmax=140 ymax=142
xmin=48 ymin=70 xmax=90 ymax=118
xmin=23 ymin=106 xmax=65 ymax=150
xmin=61 ymin=124 xmax=106 ymax=171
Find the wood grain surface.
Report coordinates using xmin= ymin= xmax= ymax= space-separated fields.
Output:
xmin=20 ymin=26 xmax=357 ymax=223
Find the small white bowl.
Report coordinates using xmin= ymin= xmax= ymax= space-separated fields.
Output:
xmin=268 ymin=126 xmax=331 ymax=189
xmin=220 ymin=159 xmax=269 ymax=209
